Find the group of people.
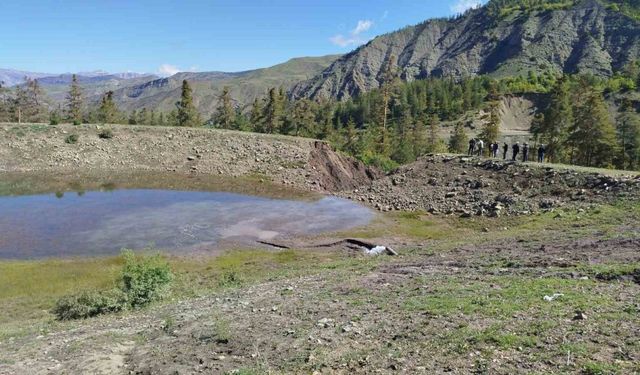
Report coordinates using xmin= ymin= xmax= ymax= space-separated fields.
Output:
xmin=468 ymin=138 xmax=546 ymax=163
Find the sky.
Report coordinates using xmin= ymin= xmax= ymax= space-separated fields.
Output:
xmin=0 ymin=0 xmax=484 ymax=76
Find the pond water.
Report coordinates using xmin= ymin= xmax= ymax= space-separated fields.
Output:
xmin=0 ymin=189 xmax=374 ymax=259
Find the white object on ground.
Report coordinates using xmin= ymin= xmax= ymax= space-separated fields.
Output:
xmin=543 ymin=293 xmax=564 ymax=301
xmin=365 ymin=246 xmax=387 ymax=255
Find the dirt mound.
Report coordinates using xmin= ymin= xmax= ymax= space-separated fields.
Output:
xmin=0 ymin=124 xmax=378 ymax=194
xmin=340 ymin=154 xmax=640 ymax=216
xmin=308 ymin=141 xmax=381 ymax=192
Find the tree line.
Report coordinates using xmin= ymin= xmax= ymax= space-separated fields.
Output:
xmin=1 ymin=60 xmax=639 ymax=171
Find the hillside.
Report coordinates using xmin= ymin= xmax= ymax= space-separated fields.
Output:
xmin=101 ymin=55 xmax=340 ymax=114
xmin=292 ymin=0 xmax=640 ymax=100
xmin=36 ymin=73 xmax=158 ymax=105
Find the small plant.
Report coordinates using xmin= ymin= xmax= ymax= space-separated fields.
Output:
xmin=121 ymin=250 xmax=173 ymax=308
xmin=49 ymin=111 xmax=60 ymax=125
xmin=65 ymin=134 xmax=79 ymax=144
xmin=73 ymin=119 xmax=82 ymax=126
xmin=217 ymin=270 xmax=243 ymax=288
xmin=52 ymin=250 xmax=173 ymax=320
xmin=98 ymin=128 xmax=114 ymax=139
xmin=161 ymin=316 xmax=176 ymax=334
xmin=52 ymin=289 xmax=127 ymax=320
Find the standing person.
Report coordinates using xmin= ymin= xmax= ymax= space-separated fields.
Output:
xmin=492 ymin=142 xmax=499 ymax=157
xmin=512 ymin=142 xmax=520 ymax=161
xmin=522 ymin=143 xmax=529 ymax=162
xmin=476 ymin=139 xmax=484 ymax=157
xmin=468 ymin=138 xmax=476 ymax=156
xmin=502 ymin=142 xmax=508 ymax=160
xmin=537 ymin=144 xmax=546 ymax=163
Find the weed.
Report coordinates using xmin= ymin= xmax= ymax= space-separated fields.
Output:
xmin=98 ymin=128 xmax=114 ymax=139
xmin=65 ymin=134 xmax=79 ymax=144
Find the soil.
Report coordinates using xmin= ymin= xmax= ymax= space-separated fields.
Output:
xmin=340 ymin=154 xmax=640 ymax=216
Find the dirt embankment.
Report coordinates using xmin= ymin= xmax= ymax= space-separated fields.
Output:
xmin=340 ymin=155 xmax=640 ymax=216
xmin=0 ymin=124 xmax=378 ymax=193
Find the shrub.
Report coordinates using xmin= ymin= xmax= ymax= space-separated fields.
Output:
xmin=121 ymin=250 xmax=173 ymax=308
xmin=98 ymin=128 xmax=114 ymax=139
xmin=65 ymin=134 xmax=79 ymax=144
xmin=73 ymin=119 xmax=82 ymax=126
xmin=52 ymin=250 xmax=173 ymax=320
xmin=52 ymin=289 xmax=127 ymax=320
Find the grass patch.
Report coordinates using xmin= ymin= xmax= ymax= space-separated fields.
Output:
xmin=403 ymin=276 xmax=612 ymax=318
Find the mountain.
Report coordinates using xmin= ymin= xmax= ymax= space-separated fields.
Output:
xmin=292 ymin=0 xmax=640 ymax=101
xmin=34 ymin=73 xmax=158 ymax=104
xmin=100 ymin=55 xmax=340 ymax=114
xmin=0 ymin=69 xmax=51 ymax=87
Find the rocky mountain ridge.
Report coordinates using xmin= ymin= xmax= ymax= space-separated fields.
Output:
xmin=292 ymin=0 xmax=640 ymax=100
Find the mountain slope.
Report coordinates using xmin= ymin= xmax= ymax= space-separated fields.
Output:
xmin=0 ymin=69 xmax=52 ymax=87
xmin=292 ymin=0 xmax=640 ymax=101
xmin=37 ymin=73 xmax=158 ymax=105
xmin=102 ymin=55 xmax=340 ymax=114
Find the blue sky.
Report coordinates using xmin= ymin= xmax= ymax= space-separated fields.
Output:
xmin=1 ymin=0 xmax=484 ymax=75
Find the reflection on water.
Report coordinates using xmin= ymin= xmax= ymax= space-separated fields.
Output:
xmin=0 ymin=189 xmax=374 ymax=259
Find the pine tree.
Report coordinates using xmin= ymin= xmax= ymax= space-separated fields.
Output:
xmin=538 ymin=76 xmax=573 ymax=163
xmin=66 ymin=74 xmax=83 ymax=125
xmin=250 ymin=98 xmax=264 ymax=132
xmin=426 ymin=114 xmax=444 ymax=153
xmin=97 ymin=91 xmax=120 ymax=124
xmin=449 ymin=122 xmax=468 ymax=153
xmin=176 ymin=80 xmax=201 ymax=127
xmin=214 ymin=86 xmax=236 ymax=129
xmin=479 ymin=100 xmax=500 ymax=145
xmin=616 ymin=99 xmax=640 ymax=170
xmin=374 ymin=55 xmax=400 ymax=155
xmin=569 ymin=89 xmax=618 ymax=167
xmin=341 ymin=117 xmax=360 ymax=155
xmin=128 ymin=110 xmax=138 ymax=125
xmin=262 ymin=87 xmax=283 ymax=133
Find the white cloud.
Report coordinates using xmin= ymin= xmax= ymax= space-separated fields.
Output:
xmin=353 ymin=20 xmax=373 ymax=35
xmin=382 ymin=10 xmax=389 ymax=20
xmin=330 ymin=19 xmax=374 ymax=48
xmin=450 ymin=0 xmax=482 ymax=14
xmin=157 ymin=64 xmax=181 ymax=77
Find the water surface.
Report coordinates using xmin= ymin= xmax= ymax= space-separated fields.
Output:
xmin=0 ymin=189 xmax=373 ymax=259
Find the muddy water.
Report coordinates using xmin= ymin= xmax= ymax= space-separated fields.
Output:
xmin=0 ymin=187 xmax=374 ymax=260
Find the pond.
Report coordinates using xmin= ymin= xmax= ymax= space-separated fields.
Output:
xmin=0 ymin=186 xmax=374 ymax=259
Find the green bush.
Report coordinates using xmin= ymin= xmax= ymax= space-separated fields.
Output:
xmin=65 ymin=134 xmax=79 ymax=144
xmin=52 ymin=250 xmax=173 ymax=320
xmin=52 ymin=289 xmax=127 ymax=320
xmin=98 ymin=128 xmax=114 ymax=139
xmin=121 ymin=250 xmax=173 ymax=308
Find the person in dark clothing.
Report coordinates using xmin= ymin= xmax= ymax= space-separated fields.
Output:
xmin=537 ymin=144 xmax=546 ymax=163
xmin=468 ymin=138 xmax=476 ymax=156
xmin=502 ymin=142 xmax=508 ymax=160
xmin=522 ymin=143 xmax=529 ymax=162
xmin=512 ymin=142 xmax=520 ymax=161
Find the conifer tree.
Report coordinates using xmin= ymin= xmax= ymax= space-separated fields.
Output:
xmin=374 ymin=55 xmax=400 ymax=155
xmin=479 ymin=100 xmax=500 ymax=146
xmin=176 ymin=80 xmax=201 ymax=127
xmin=569 ymin=89 xmax=618 ymax=167
xmin=426 ymin=114 xmax=444 ymax=153
xmin=250 ymin=98 xmax=263 ymax=132
xmin=66 ymin=74 xmax=84 ymax=125
xmin=262 ymin=87 xmax=283 ymax=133
xmin=538 ymin=76 xmax=573 ymax=162
xmin=449 ymin=122 xmax=468 ymax=153
xmin=97 ymin=91 xmax=120 ymax=124
xmin=616 ymin=99 xmax=640 ymax=170
xmin=214 ymin=86 xmax=236 ymax=129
